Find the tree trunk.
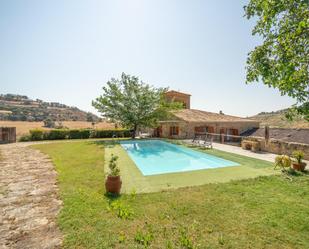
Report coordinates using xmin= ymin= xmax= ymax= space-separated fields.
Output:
xmin=132 ymin=124 xmax=138 ymax=139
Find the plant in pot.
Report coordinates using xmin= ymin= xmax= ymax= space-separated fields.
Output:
xmin=292 ymin=150 xmax=307 ymax=171
xmin=105 ymin=154 xmax=122 ymax=195
xmin=274 ymin=155 xmax=292 ymax=172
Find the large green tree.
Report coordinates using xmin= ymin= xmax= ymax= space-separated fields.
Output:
xmin=92 ymin=73 xmax=181 ymax=138
xmin=244 ymin=0 xmax=309 ymax=120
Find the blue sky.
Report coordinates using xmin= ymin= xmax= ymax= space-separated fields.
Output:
xmin=0 ymin=0 xmax=295 ymax=117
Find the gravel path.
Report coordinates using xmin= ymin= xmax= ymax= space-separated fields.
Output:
xmin=0 ymin=143 xmax=62 ymax=249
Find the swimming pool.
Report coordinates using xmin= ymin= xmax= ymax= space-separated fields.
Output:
xmin=120 ymin=140 xmax=239 ymax=175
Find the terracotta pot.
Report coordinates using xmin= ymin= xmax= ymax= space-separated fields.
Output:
xmin=105 ymin=175 xmax=122 ymax=194
xmin=292 ymin=162 xmax=306 ymax=172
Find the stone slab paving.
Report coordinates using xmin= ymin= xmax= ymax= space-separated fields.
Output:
xmin=183 ymin=140 xmax=309 ymax=165
xmin=0 ymin=143 xmax=62 ymax=249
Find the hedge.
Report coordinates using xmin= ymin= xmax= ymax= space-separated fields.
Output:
xmin=19 ymin=128 xmax=131 ymax=141
xmin=89 ymin=129 xmax=131 ymax=138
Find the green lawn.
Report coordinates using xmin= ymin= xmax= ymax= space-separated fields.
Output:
xmin=33 ymin=141 xmax=309 ymax=249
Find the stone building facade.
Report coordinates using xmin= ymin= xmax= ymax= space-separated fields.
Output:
xmin=165 ymin=90 xmax=191 ymax=109
xmin=154 ymin=91 xmax=260 ymax=139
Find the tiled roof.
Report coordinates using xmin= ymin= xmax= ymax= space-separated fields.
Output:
xmin=170 ymin=109 xmax=258 ymax=123
xmin=165 ymin=90 xmax=191 ymax=96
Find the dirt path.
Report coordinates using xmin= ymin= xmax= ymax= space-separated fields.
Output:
xmin=0 ymin=143 xmax=62 ymax=249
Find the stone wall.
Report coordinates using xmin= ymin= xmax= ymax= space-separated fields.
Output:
xmin=160 ymin=122 xmax=188 ymax=138
xmin=164 ymin=92 xmax=191 ymax=109
xmin=244 ymin=136 xmax=309 ymax=160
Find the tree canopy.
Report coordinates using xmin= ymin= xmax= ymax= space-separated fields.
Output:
xmin=244 ymin=0 xmax=309 ymax=120
xmin=92 ymin=73 xmax=182 ymax=137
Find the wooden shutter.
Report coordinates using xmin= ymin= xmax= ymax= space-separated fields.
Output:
xmin=176 ymin=126 xmax=179 ymax=135
xmin=208 ymin=126 xmax=214 ymax=133
xmin=169 ymin=127 xmax=173 ymax=136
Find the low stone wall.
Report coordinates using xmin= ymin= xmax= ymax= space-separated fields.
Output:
xmin=244 ymin=136 xmax=309 ymax=160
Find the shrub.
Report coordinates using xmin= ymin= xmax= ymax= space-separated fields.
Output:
xmin=19 ymin=135 xmax=30 ymax=142
xmin=29 ymin=129 xmax=44 ymax=141
xmin=275 ymin=155 xmax=292 ymax=171
xmin=68 ymin=129 xmax=91 ymax=139
xmin=44 ymin=129 xmax=68 ymax=140
xmin=43 ymin=118 xmax=55 ymax=128
xmin=25 ymin=128 xmax=130 ymax=141
xmin=90 ymin=129 xmax=131 ymax=138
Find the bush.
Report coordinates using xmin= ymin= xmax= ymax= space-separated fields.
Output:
xmin=44 ymin=129 xmax=69 ymax=140
xmin=90 ymin=129 xmax=131 ymax=138
xmin=29 ymin=129 xmax=44 ymax=141
xmin=25 ymin=128 xmax=131 ymax=141
xmin=19 ymin=135 xmax=30 ymax=142
xmin=43 ymin=118 xmax=55 ymax=128
xmin=275 ymin=155 xmax=292 ymax=171
xmin=68 ymin=129 xmax=91 ymax=139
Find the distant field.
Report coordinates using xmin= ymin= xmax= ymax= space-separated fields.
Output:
xmin=0 ymin=121 xmax=115 ymax=138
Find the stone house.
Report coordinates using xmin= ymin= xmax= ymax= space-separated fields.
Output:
xmin=154 ymin=91 xmax=259 ymax=139
xmin=164 ymin=90 xmax=191 ymax=109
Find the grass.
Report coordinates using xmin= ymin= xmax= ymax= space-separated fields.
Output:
xmin=33 ymin=141 xmax=309 ymax=248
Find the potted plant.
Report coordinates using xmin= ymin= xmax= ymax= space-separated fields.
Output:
xmin=105 ymin=154 xmax=122 ymax=195
xmin=274 ymin=155 xmax=292 ymax=172
xmin=292 ymin=150 xmax=307 ymax=171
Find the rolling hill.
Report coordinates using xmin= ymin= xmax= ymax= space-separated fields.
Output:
xmin=0 ymin=94 xmax=99 ymax=122
xmin=250 ymin=109 xmax=309 ymax=129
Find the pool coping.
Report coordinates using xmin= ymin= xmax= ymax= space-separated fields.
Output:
xmin=119 ymin=139 xmax=240 ymax=176
xmin=104 ymin=140 xmax=277 ymax=193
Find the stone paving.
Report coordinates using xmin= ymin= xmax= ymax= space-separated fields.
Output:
xmin=0 ymin=143 xmax=62 ymax=249
xmin=183 ymin=140 xmax=309 ymax=165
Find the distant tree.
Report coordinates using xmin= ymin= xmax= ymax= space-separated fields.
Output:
xmin=92 ymin=73 xmax=182 ymax=138
xmin=244 ymin=0 xmax=309 ymax=120
xmin=43 ymin=118 xmax=55 ymax=128
xmin=86 ymin=112 xmax=94 ymax=122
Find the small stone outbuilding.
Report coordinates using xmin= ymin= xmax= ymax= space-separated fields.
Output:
xmin=0 ymin=127 xmax=16 ymax=143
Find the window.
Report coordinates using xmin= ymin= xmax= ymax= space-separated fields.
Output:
xmin=194 ymin=126 xmax=205 ymax=133
xmin=206 ymin=126 xmax=215 ymax=133
xmin=169 ymin=126 xmax=179 ymax=136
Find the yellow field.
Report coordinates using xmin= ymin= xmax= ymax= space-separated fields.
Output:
xmin=0 ymin=121 xmax=115 ymax=138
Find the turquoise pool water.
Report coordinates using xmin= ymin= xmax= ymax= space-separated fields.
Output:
xmin=120 ymin=140 xmax=239 ymax=176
